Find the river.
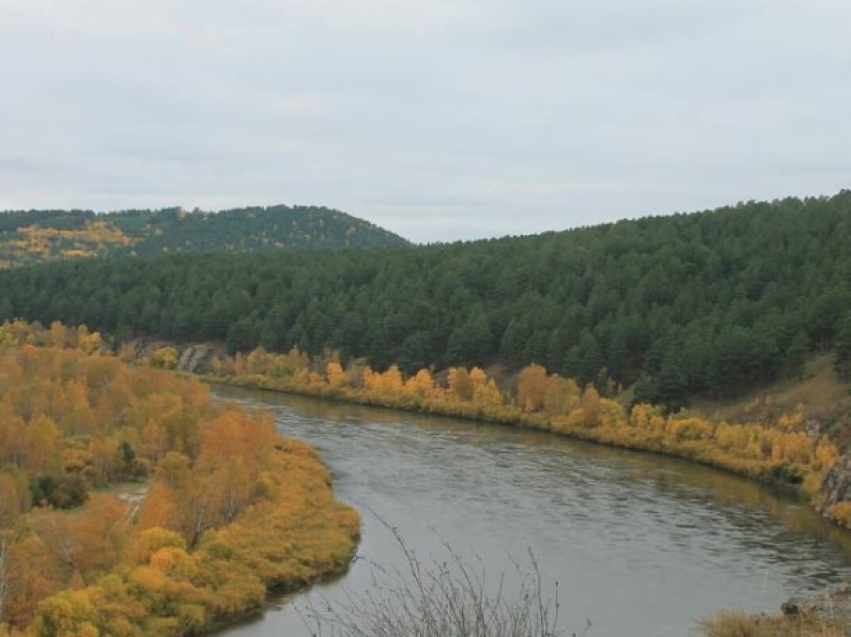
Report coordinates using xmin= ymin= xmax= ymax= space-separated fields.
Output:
xmin=212 ymin=386 xmax=851 ymax=637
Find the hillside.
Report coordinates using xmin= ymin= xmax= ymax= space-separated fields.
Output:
xmin=0 ymin=205 xmax=409 ymax=267
xmin=692 ymin=353 xmax=851 ymax=447
xmin=0 ymin=192 xmax=849 ymax=408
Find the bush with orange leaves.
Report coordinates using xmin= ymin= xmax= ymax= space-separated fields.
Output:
xmin=0 ymin=336 xmax=359 ymax=637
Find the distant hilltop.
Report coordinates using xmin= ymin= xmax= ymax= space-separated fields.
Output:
xmin=0 ymin=205 xmax=410 ymax=267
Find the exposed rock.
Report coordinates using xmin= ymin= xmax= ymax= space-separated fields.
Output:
xmin=126 ymin=339 xmax=225 ymax=374
xmin=821 ymin=454 xmax=851 ymax=508
xmin=176 ymin=343 xmax=223 ymax=374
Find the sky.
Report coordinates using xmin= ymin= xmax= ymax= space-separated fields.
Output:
xmin=0 ymin=1 xmax=849 ymax=243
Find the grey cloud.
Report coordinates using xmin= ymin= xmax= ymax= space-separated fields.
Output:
xmin=0 ymin=0 xmax=848 ymax=243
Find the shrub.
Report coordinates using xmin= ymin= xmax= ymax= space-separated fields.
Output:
xmin=300 ymin=524 xmax=566 ymax=637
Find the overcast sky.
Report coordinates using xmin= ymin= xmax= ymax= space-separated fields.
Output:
xmin=0 ymin=1 xmax=849 ymax=243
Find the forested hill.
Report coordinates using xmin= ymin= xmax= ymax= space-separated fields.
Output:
xmin=0 ymin=205 xmax=409 ymax=267
xmin=1 ymin=192 xmax=850 ymax=406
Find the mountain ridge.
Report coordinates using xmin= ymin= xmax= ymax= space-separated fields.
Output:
xmin=0 ymin=204 xmax=409 ymax=267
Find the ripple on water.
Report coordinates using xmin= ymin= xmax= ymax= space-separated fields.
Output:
xmin=213 ymin=388 xmax=851 ymax=637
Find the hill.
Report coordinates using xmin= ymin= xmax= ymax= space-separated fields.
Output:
xmin=0 ymin=205 xmax=409 ymax=267
xmin=0 ymin=192 xmax=849 ymax=408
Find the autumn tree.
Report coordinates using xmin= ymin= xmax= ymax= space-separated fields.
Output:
xmin=25 ymin=415 xmax=62 ymax=475
xmin=405 ymin=368 xmax=434 ymax=397
xmin=326 ymin=361 xmax=345 ymax=387
xmin=516 ymin=364 xmax=548 ymax=412
xmin=447 ymin=367 xmax=473 ymax=402
xmin=469 ymin=367 xmax=503 ymax=406
xmin=543 ymin=375 xmax=580 ymax=417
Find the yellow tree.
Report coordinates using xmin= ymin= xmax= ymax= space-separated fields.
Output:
xmin=579 ymin=386 xmax=601 ymax=426
xmin=447 ymin=368 xmax=473 ymax=402
xmin=3 ymin=535 xmax=64 ymax=628
xmin=405 ymin=368 xmax=434 ymax=397
xmin=468 ymin=368 xmax=503 ymax=407
xmin=77 ymin=329 xmax=103 ymax=356
xmin=517 ymin=364 xmax=548 ymax=412
xmin=543 ymin=375 xmax=580 ymax=417
xmin=88 ymin=437 xmax=120 ymax=486
xmin=32 ymin=495 xmax=129 ymax=582
xmin=0 ymin=417 xmax=26 ymax=467
xmin=25 ymin=415 xmax=62 ymax=474
xmin=136 ymin=482 xmax=178 ymax=532
xmin=326 ymin=361 xmax=345 ymax=388
xmin=379 ymin=365 xmax=404 ymax=395
xmin=246 ymin=347 xmax=272 ymax=375
xmin=139 ymin=419 xmax=168 ymax=463
xmin=0 ymin=474 xmax=25 ymax=528
xmin=57 ymin=382 xmax=94 ymax=436
xmin=47 ymin=322 xmax=70 ymax=349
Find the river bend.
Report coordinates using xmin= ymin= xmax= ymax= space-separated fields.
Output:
xmin=213 ymin=387 xmax=851 ymax=637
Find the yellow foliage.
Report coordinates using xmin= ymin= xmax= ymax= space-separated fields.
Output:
xmin=543 ymin=375 xmax=579 ymax=417
xmin=405 ymin=369 xmax=434 ymax=397
xmin=778 ymin=404 xmax=805 ymax=430
xmin=0 ymin=336 xmax=360 ymax=633
xmin=828 ymin=502 xmax=851 ymax=528
xmin=473 ymin=378 xmax=504 ymax=407
xmin=597 ymin=398 xmax=625 ymax=429
xmin=579 ymin=386 xmax=601 ymax=426
xmin=246 ymin=347 xmax=273 ymax=375
xmin=131 ymin=527 xmax=187 ymax=566
xmin=667 ymin=417 xmax=714 ymax=441
xmin=448 ymin=367 xmax=474 ymax=401
xmin=813 ymin=436 xmax=840 ymax=472
xmin=147 ymin=346 xmax=179 ymax=370
xmin=517 ymin=364 xmax=548 ymax=412
xmin=32 ymin=589 xmax=100 ymax=637
xmin=377 ymin=365 xmax=404 ymax=393
xmin=326 ymin=361 xmax=345 ymax=387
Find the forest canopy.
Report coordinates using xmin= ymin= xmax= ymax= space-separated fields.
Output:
xmin=0 ymin=193 xmax=849 ymax=407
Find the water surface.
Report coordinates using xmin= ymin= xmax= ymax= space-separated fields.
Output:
xmin=213 ymin=386 xmax=851 ymax=637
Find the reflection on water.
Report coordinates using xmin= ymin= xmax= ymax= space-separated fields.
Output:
xmin=213 ymin=387 xmax=851 ymax=637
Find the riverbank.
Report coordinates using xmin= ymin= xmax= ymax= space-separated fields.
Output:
xmin=696 ymin=587 xmax=851 ymax=637
xmin=0 ymin=333 xmax=361 ymax=637
xmin=129 ymin=338 xmax=847 ymax=522
xmin=209 ymin=381 xmax=851 ymax=637
xmin=204 ymin=363 xmax=842 ymax=524
xmin=24 ymin=433 xmax=361 ymax=637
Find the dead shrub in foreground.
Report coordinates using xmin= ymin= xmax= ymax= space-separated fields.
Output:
xmin=300 ymin=527 xmax=570 ymax=637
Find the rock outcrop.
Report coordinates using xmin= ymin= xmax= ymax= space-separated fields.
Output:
xmin=176 ymin=343 xmax=223 ymax=374
xmin=127 ymin=339 xmax=225 ymax=375
xmin=821 ymin=454 xmax=851 ymax=509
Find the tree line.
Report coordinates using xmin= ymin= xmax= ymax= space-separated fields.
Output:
xmin=209 ymin=344 xmax=840 ymax=502
xmin=0 ymin=193 xmax=850 ymax=407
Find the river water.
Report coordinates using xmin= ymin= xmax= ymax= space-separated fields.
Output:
xmin=213 ymin=386 xmax=851 ymax=637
